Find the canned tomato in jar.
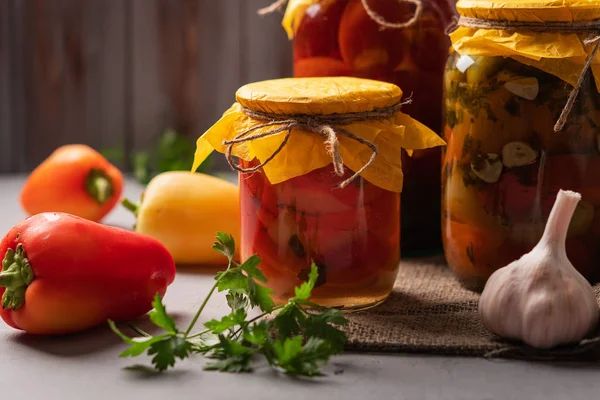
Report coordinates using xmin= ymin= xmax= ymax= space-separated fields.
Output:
xmin=193 ymin=77 xmax=445 ymax=309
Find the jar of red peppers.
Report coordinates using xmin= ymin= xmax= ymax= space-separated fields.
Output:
xmin=193 ymin=77 xmax=445 ymax=309
xmin=269 ymin=0 xmax=457 ymax=253
xmin=442 ymin=0 xmax=600 ymax=290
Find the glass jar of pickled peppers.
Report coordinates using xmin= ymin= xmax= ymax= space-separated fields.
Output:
xmin=276 ymin=0 xmax=457 ymax=253
xmin=193 ymin=77 xmax=445 ymax=309
xmin=442 ymin=0 xmax=600 ymax=290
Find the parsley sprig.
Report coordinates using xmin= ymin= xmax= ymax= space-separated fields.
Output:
xmin=109 ymin=232 xmax=348 ymax=376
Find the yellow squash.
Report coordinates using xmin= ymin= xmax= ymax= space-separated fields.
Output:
xmin=125 ymin=171 xmax=240 ymax=265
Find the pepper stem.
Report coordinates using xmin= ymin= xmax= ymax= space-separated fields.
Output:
xmin=85 ymin=168 xmax=114 ymax=205
xmin=121 ymin=198 xmax=139 ymax=216
xmin=0 ymin=244 xmax=34 ymax=310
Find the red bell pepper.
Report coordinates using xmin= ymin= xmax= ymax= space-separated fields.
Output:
xmin=0 ymin=213 xmax=176 ymax=335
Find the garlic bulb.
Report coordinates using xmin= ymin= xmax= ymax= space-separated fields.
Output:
xmin=479 ymin=189 xmax=599 ymax=349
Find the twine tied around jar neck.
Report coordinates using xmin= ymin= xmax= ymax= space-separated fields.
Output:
xmin=222 ymin=100 xmax=411 ymax=189
xmin=258 ymin=0 xmax=423 ymax=30
xmin=448 ymin=16 xmax=600 ymax=133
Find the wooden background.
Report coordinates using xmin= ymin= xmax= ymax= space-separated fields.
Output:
xmin=0 ymin=0 xmax=293 ymax=173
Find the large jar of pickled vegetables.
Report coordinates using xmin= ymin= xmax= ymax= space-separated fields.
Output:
xmin=193 ymin=77 xmax=445 ymax=309
xmin=269 ymin=0 xmax=457 ymax=253
xmin=442 ymin=0 xmax=600 ymax=291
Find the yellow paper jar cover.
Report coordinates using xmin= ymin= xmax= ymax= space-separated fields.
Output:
xmin=450 ymin=0 xmax=600 ymax=91
xmin=192 ymin=77 xmax=445 ymax=193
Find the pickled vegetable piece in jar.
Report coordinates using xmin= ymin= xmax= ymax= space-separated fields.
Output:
xmin=293 ymin=0 xmax=348 ymax=62
xmin=338 ymin=0 xmax=410 ymax=73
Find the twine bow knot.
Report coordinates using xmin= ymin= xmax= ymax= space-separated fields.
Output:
xmin=223 ymin=100 xmax=410 ymax=189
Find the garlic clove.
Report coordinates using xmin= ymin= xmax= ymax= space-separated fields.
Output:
xmin=567 ymin=200 xmax=594 ymax=238
xmin=471 ymin=153 xmax=503 ymax=183
xmin=502 ymin=141 xmax=538 ymax=168
xmin=479 ymin=189 xmax=599 ymax=349
xmin=504 ymin=77 xmax=539 ymax=100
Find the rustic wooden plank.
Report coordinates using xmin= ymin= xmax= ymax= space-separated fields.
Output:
xmin=7 ymin=0 xmax=27 ymax=172
xmin=0 ymin=0 xmax=12 ymax=172
xmin=196 ymin=0 xmax=242 ymax=131
xmin=83 ymin=0 xmax=127 ymax=153
xmin=244 ymin=0 xmax=293 ymax=82
xmin=130 ymin=0 xmax=165 ymax=153
xmin=20 ymin=0 xmax=128 ymax=170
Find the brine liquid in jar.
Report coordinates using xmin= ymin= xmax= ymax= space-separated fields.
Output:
xmin=240 ymin=160 xmax=401 ymax=310
xmin=291 ymin=0 xmax=457 ymax=253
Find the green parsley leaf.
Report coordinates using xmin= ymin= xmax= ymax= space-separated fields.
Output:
xmin=273 ymin=303 xmax=306 ymax=338
xmin=304 ymin=311 xmax=348 ymax=354
xmin=213 ymin=232 xmax=235 ymax=260
xmin=243 ymin=321 xmax=269 ymax=346
xmin=108 ymin=320 xmax=171 ymax=357
xmin=204 ymin=355 xmax=252 ymax=372
xmin=204 ymin=308 xmax=247 ymax=334
xmin=294 ymin=263 xmax=318 ymax=300
xmin=149 ymin=294 xmax=177 ymax=334
xmin=148 ymin=336 xmax=193 ymax=372
xmin=226 ymin=292 xmax=249 ymax=312
xmin=247 ymin=278 xmax=275 ymax=313
xmin=240 ymin=255 xmax=266 ymax=283
xmin=273 ymin=337 xmax=329 ymax=377
xmin=216 ymin=269 xmax=248 ymax=293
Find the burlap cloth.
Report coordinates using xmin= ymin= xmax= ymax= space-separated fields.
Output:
xmin=344 ymin=255 xmax=600 ymax=361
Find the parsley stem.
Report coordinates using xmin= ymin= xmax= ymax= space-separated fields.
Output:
xmin=230 ymin=305 xmax=285 ymax=339
xmin=187 ymin=328 xmax=212 ymax=339
xmin=184 ymin=281 xmax=219 ymax=337
xmin=184 ymin=258 xmax=234 ymax=337
xmin=128 ymin=324 xmax=150 ymax=337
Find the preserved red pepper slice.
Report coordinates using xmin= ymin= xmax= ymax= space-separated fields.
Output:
xmin=475 ymin=168 xmax=538 ymax=220
xmin=294 ymin=57 xmax=352 ymax=77
xmin=338 ymin=0 xmax=410 ymax=73
xmin=293 ymin=0 xmax=348 ymax=62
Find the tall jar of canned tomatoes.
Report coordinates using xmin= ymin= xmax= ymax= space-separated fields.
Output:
xmin=193 ymin=77 xmax=445 ymax=310
xmin=442 ymin=0 xmax=600 ymax=290
xmin=270 ymin=0 xmax=457 ymax=253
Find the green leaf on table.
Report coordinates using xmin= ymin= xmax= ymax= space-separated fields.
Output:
xmin=272 ymin=303 xmax=306 ymax=339
xmin=109 ymin=320 xmax=167 ymax=357
xmin=226 ymin=292 xmax=249 ymax=312
xmin=204 ymin=308 xmax=247 ymax=334
xmin=213 ymin=232 xmax=236 ymax=260
xmin=247 ymin=278 xmax=275 ymax=313
xmin=243 ymin=321 xmax=269 ymax=346
xmin=216 ymin=270 xmax=248 ymax=293
xmin=304 ymin=310 xmax=348 ymax=354
xmin=204 ymin=356 xmax=253 ymax=372
xmin=148 ymin=336 xmax=193 ymax=372
xmin=273 ymin=336 xmax=329 ymax=377
xmin=149 ymin=294 xmax=177 ymax=334
xmin=240 ymin=255 xmax=266 ymax=282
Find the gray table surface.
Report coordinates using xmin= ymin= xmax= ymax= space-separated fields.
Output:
xmin=0 ymin=174 xmax=599 ymax=400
